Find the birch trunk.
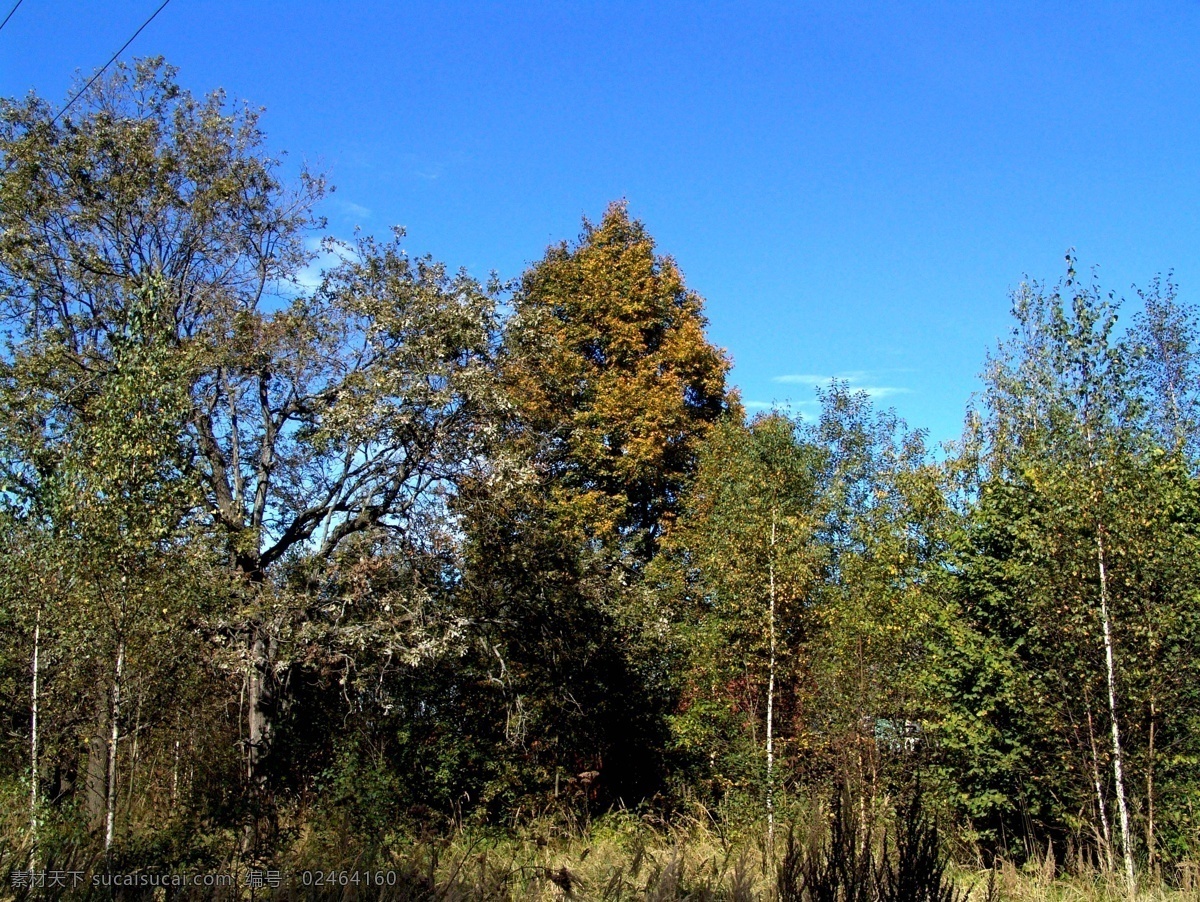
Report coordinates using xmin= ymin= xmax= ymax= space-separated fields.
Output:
xmin=1096 ymin=531 xmax=1135 ymax=890
xmin=1146 ymin=699 xmax=1157 ymax=875
xmin=104 ymin=639 xmax=125 ymax=851
xmin=29 ymin=607 xmax=40 ymax=838
xmin=172 ymin=708 xmax=181 ymax=805
xmin=126 ymin=691 xmax=143 ymax=814
xmin=1086 ymin=701 xmax=1113 ymax=872
xmin=1146 ymin=620 xmax=1159 ymax=876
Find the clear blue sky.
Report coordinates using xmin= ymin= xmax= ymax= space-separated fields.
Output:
xmin=3 ymin=1 xmax=1198 ymax=446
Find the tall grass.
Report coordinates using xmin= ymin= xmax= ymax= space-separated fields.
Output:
xmin=3 ymin=788 xmax=1199 ymax=899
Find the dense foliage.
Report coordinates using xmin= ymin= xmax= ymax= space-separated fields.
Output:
xmin=1 ymin=60 xmax=1198 ymax=894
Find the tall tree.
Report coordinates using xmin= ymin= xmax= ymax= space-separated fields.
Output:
xmin=983 ymin=264 xmax=1137 ymax=883
xmin=1129 ymin=277 xmax=1200 ymax=461
xmin=655 ymin=413 xmax=824 ymax=835
xmin=458 ymin=202 xmax=737 ymax=811
xmin=943 ymin=258 xmax=1200 ymax=879
xmin=659 ymin=390 xmax=947 ymax=826
xmin=500 ymin=200 xmax=736 ymax=560
xmin=0 ymin=273 xmax=215 ymax=847
xmin=805 ymin=385 xmax=948 ymax=804
xmin=0 ymin=59 xmax=497 ymax=840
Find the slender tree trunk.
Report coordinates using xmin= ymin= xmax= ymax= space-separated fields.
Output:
xmin=126 ymin=690 xmax=144 ymax=815
xmin=766 ymin=509 xmax=777 ymax=851
xmin=857 ymin=636 xmax=870 ymax=851
xmin=172 ymin=709 xmax=181 ymax=805
xmin=1096 ymin=530 xmax=1135 ymax=890
xmin=188 ymin=721 xmax=195 ymax=800
xmin=86 ymin=687 xmax=110 ymax=832
xmin=1146 ymin=695 xmax=1157 ymax=875
xmin=1086 ymin=700 xmax=1113 ymax=872
xmin=105 ymin=639 xmax=125 ymax=851
xmin=29 ymin=607 xmax=40 ymax=839
xmin=1145 ymin=616 xmax=1159 ymax=876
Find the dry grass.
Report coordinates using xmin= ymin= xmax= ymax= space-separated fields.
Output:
xmin=277 ymin=811 xmax=1200 ymax=901
xmin=3 ymin=797 xmax=1198 ymax=899
xmin=969 ymin=855 xmax=1200 ymax=902
xmin=281 ymin=809 xmax=774 ymax=900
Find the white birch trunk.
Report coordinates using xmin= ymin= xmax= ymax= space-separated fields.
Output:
xmin=1097 ymin=531 xmax=1135 ymax=890
xmin=1086 ymin=703 xmax=1113 ymax=872
xmin=29 ymin=607 xmax=40 ymax=839
xmin=126 ymin=691 xmax=143 ymax=813
xmin=172 ymin=708 xmax=181 ymax=805
xmin=1146 ymin=696 xmax=1157 ymax=874
xmin=104 ymin=639 xmax=125 ymax=851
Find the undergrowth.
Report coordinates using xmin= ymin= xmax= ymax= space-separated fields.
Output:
xmin=2 ymin=791 xmax=1198 ymax=899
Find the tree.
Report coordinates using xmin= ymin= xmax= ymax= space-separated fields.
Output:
xmin=656 ymin=383 xmax=950 ymax=847
xmin=655 ymin=413 xmax=824 ymax=835
xmin=0 ymin=273 xmax=218 ymax=849
xmin=1129 ymin=276 xmax=1200 ymax=461
xmin=985 ymin=265 xmax=1138 ymax=883
xmin=805 ymin=385 xmax=948 ymax=809
xmin=456 ymin=202 xmax=737 ymax=812
xmin=500 ymin=200 xmax=736 ymax=560
xmin=941 ymin=258 xmax=1200 ymax=879
xmin=0 ymin=59 xmax=497 ymax=843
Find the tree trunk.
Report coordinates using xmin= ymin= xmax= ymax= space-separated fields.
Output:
xmin=238 ymin=561 xmax=276 ymax=790
xmin=105 ymin=639 xmax=125 ymax=850
xmin=29 ymin=607 xmax=40 ymax=839
xmin=244 ymin=617 xmax=277 ymax=853
xmin=247 ymin=626 xmax=273 ymax=792
xmin=1085 ymin=700 xmax=1113 ymax=872
xmin=172 ymin=709 xmax=181 ymax=805
xmin=1146 ymin=695 xmax=1157 ymax=876
xmin=86 ymin=687 xmax=110 ymax=832
xmin=126 ymin=690 xmax=144 ymax=815
xmin=1145 ymin=616 xmax=1160 ymax=877
xmin=1096 ymin=530 xmax=1135 ymax=890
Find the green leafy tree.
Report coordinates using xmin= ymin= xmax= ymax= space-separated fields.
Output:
xmin=0 ymin=60 xmax=497 ymax=847
xmin=0 ymin=274 xmax=220 ymax=852
xmin=658 ymin=388 xmax=948 ymax=837
xmin=939 ymin=259 xmax=1200 ymax=875
xmin=805 ymin=386 xmax=949 ymax=807
xmin=1129 ymin=277 xmax=1200 ymax=460
xmin=655 ymin=413 xmax=824 ymax=835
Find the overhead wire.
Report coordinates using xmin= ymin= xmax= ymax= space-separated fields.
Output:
xmin=0 ymin=0 xmax=24 ymax=35
xmin=51 ymin=0 xmax=173 ymax=125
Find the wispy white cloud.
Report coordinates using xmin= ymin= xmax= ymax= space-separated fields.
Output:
xmin=335 ymin=199 xmax=372 ymax=221
xmin=771 ymin=370 xmax=912 ymax=400
xmin=743 ymin=399 xmax=818 ymax=420
xmin=414 ymin=162 xmax=446 ymax=181
xmin=773 ymin=370 xmax=864 ymax=386
xmin=861 ymin=386 xmax=911 ymax=400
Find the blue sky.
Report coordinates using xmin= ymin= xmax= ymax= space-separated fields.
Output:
xmin=3 ymin=1 xmax=1198 ymax=446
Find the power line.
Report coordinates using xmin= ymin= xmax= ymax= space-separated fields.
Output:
xmin=51 ymin=0 xmax=173 ymax=125
xmin=0 ymin=0 xmax=24 ymax=34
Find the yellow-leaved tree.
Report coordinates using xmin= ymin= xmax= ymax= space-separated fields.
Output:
xmin=460 ymin=202 xmax=738 ymax=811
